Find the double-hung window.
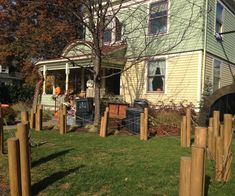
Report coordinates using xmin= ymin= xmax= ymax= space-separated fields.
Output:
xmin=104 ymin=17 xmax=113 ymax=43
xmin=148 ymin=59 xmax=166 ymax=92
xmin=149 ymin=0 xmax=168 ymax=35
xmin=103 ymin=17 xmax=122 ymax=43
xmin=215 ymin=2 xmax=224 ymax=33
xmin=213 ymin=59 xmax=221 ymax=92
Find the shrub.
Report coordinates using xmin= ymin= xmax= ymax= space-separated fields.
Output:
xmin=1 ymin=107 xmax=17 ymax=125
xmin=148 ymin=100 xmax=196 ymax=136
xmin=43 ymin=109 xmax=53 ymax=121
xmin=11 ymin=102 xmax=31 ymax=120
xmin=0 ymin=84 xmax=34 ymax=104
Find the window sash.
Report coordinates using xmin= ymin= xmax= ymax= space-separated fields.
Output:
xmin=149 ymin=1 xmax=168 ymax=34
xmin=213 ymin=59 xmax=221 ymax=91
xmin=215 ymin=2 xmax=224 ymax=33
xmin=147 ymin=60 xmax=166 ymax=92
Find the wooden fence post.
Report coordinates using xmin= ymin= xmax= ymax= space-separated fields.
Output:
xmin=209 ymin=117 xmax=213 ymax=128
xmin=35 ymin=105 xmax=42 ymax=131
xmin=144 ymin=108 xmax=148 ymax=140
xmin=215 ymin=137 xmax=223 ymax=182
xmin=194 ymin=127 xmax=207 ymax=148
xmin=190 ymin=145 xmax=205 ymax=196
xmin=30 ymin=106 xmax=37 ymax=129
xmin=181 ymin=116 xmax=187 ymax=147
xmin=179 ymin=156 xmax=191 ymax=196
xmin=21 ymin=111 xmax=29 ymax=124
xmin=102 ymin=108 xmax=109 ymax=137
xmin=7 ymin=138 xmax=22 ymax=196
xmin=223 ymin=114 xmax=233 ymax=182
xmin=16 ymin=123 xmax=31 ymax=196
xmin=0 ymin=116 xmax=3 ymax=155
xmin=186 ymin=108 xmax=191 ymax=147
xmin=213 ymin=111 xmax=220 ymax=137
xmin=207 ymin=127 xmax=214 ymax=160
xmin=140 ymin=113 xmax=145 ymax=140
xmin=99 ymin=116 xmax=104 ymax=137
xmin=0 ymin=106 xmax=4 ymax=155
xmin=59 ymin=105 xmax=67 ymax=134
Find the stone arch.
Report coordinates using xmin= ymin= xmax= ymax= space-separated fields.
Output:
xmin=206 ymin=84 xmax=235 ymax=119
xmin=206 ymin=83 xmax=235 ymax=107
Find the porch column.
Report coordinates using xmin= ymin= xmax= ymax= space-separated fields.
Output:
xmin=42 ymin=65 xmax=47 ymax=95
xmin=65 ymin=63 xmax=70 ymax=94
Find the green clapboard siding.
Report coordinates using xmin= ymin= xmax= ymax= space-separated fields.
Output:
xmin=206 ymin=0 xmax=235 ymax=64
xmin=116 ymin=0 xmax=204 ymax=57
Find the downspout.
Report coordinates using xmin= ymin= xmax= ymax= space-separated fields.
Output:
xmin=201 ymin=0 xmax=209 ymax=95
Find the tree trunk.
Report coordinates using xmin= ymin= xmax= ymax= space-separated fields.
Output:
xmin=93 ymin=55 xmax=101 ymax=126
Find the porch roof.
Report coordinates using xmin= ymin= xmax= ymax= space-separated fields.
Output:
xmin=36 ymin=40 xmax=127 ymax=71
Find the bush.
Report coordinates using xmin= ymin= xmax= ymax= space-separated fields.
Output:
xmin=148 ymin=100 xmax=196 ymax=136
xmin=11 ymin=102 xmax=31 ymax=120
xmin=0 ymin=84 xmax=34 ymax=104
xmin=1 ymin=107 xmax=17 ymax=125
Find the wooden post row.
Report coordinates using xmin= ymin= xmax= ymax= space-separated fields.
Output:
xmin=16 ymin=123 xmax=31 ymax=196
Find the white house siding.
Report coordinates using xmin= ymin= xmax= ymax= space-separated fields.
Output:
xmin=121 ymin=51 xmax=201 ymax=107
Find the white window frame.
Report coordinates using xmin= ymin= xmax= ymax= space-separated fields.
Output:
xmin=146 ymin=58 xmax=166 ymax=93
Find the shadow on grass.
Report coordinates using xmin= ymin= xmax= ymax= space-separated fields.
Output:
xmin=204 ymin=175 xmax=211 ymax=196
xmin=32 ymin=149 xmax=74 ymax=168
xmin=32 ymin=165 xmax=84 ymax=195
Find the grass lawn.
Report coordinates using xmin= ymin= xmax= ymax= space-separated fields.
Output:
xmin=0 ymin=129 xmax=235 ymax=195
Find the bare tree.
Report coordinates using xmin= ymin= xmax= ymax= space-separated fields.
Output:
xmin=2 ymin=0 xmax=206 ymax=126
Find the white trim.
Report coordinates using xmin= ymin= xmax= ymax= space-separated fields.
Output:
xmin=42 ymin=65 xmax=47 ymax=95
xmin=65 ymin=63 xmax=70 ymax=94
xmin=35 ymin=55 xmax=92 ymax=66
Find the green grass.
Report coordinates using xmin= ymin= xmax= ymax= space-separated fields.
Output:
xmin=1 ymin=130 xmax=235 ymax=195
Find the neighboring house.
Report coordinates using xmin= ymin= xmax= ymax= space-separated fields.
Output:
xmin=0 ymin=64 xmax=22 ymax=85
xmin=36 ymin=0 xmax=235 ymax=109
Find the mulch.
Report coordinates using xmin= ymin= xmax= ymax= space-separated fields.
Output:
xmin=0 ymin=175 xmax=10 ymax=195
